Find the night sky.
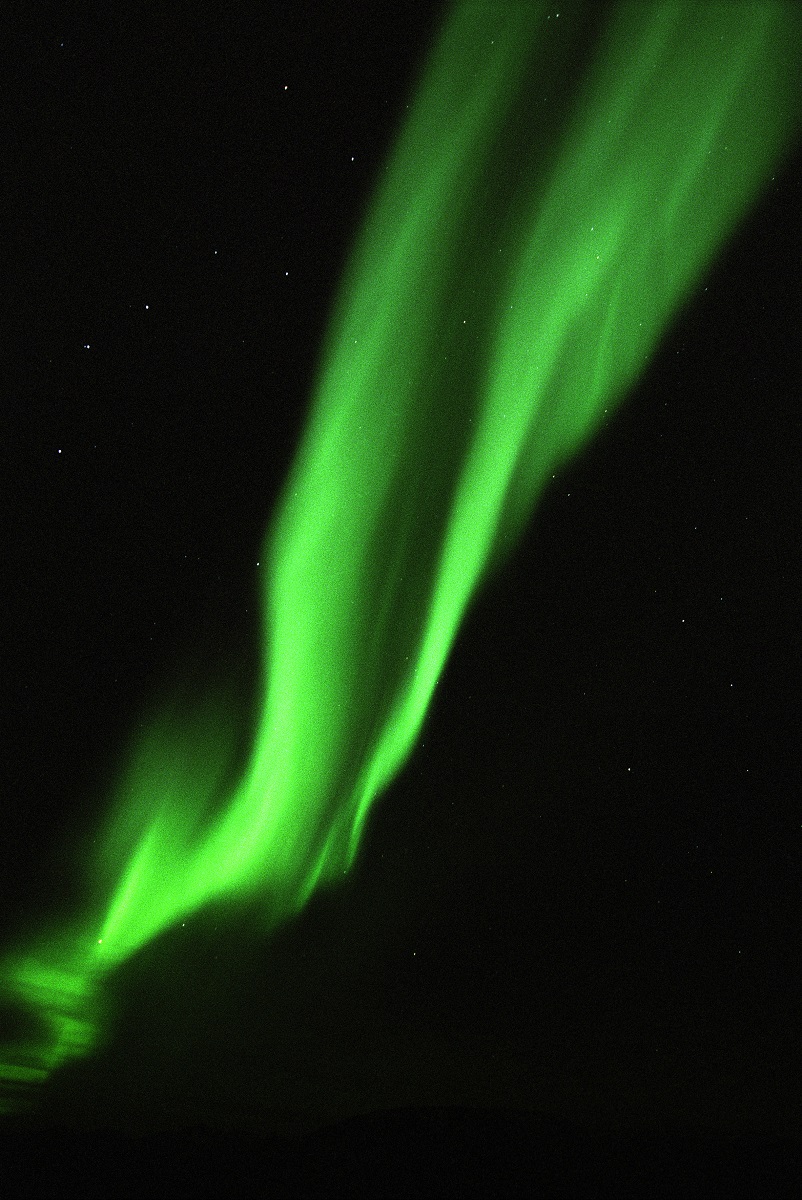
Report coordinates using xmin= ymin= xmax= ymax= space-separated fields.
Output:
xmin=2 ymin=0 xmax=800 ymax=1176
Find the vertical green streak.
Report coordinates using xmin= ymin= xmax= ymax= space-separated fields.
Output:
xmin=2 ymin=1 xmax=799 ymax=1111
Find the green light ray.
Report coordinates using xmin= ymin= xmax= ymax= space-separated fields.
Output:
xmin=2 ymin=0 xmax=799 ymax=1113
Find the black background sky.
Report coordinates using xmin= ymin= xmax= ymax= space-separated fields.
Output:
xmin=2 ymin=0 xmax=800 ymax=1157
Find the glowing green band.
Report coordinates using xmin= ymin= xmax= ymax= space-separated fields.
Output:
xmin=2 ymin=0 xmax=799 ymax=1112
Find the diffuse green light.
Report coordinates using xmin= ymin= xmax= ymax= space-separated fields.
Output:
xmin=2 ymin=0 xmax=799 ymax=1110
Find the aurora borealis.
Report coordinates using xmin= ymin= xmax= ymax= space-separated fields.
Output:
xmin=1 ymin=0 xmax=800 ymax=1136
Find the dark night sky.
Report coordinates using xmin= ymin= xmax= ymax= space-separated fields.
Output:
xmin=2 ymin=0 xmax=800 ymax=1161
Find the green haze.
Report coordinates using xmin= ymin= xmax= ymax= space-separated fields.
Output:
xmin=2 ymin=0 xmax=799 ymax=1113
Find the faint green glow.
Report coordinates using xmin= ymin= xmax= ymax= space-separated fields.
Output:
xmin=2 ymin=0 xmax=799 ymax=1112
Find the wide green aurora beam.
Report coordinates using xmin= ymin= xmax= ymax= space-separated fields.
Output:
xmin=2 ymin=0 xmax=800 ymax=1112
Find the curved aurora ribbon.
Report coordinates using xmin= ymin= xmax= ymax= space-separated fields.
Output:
xmin=2 ymin=0 xmax=800 ymax=1113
